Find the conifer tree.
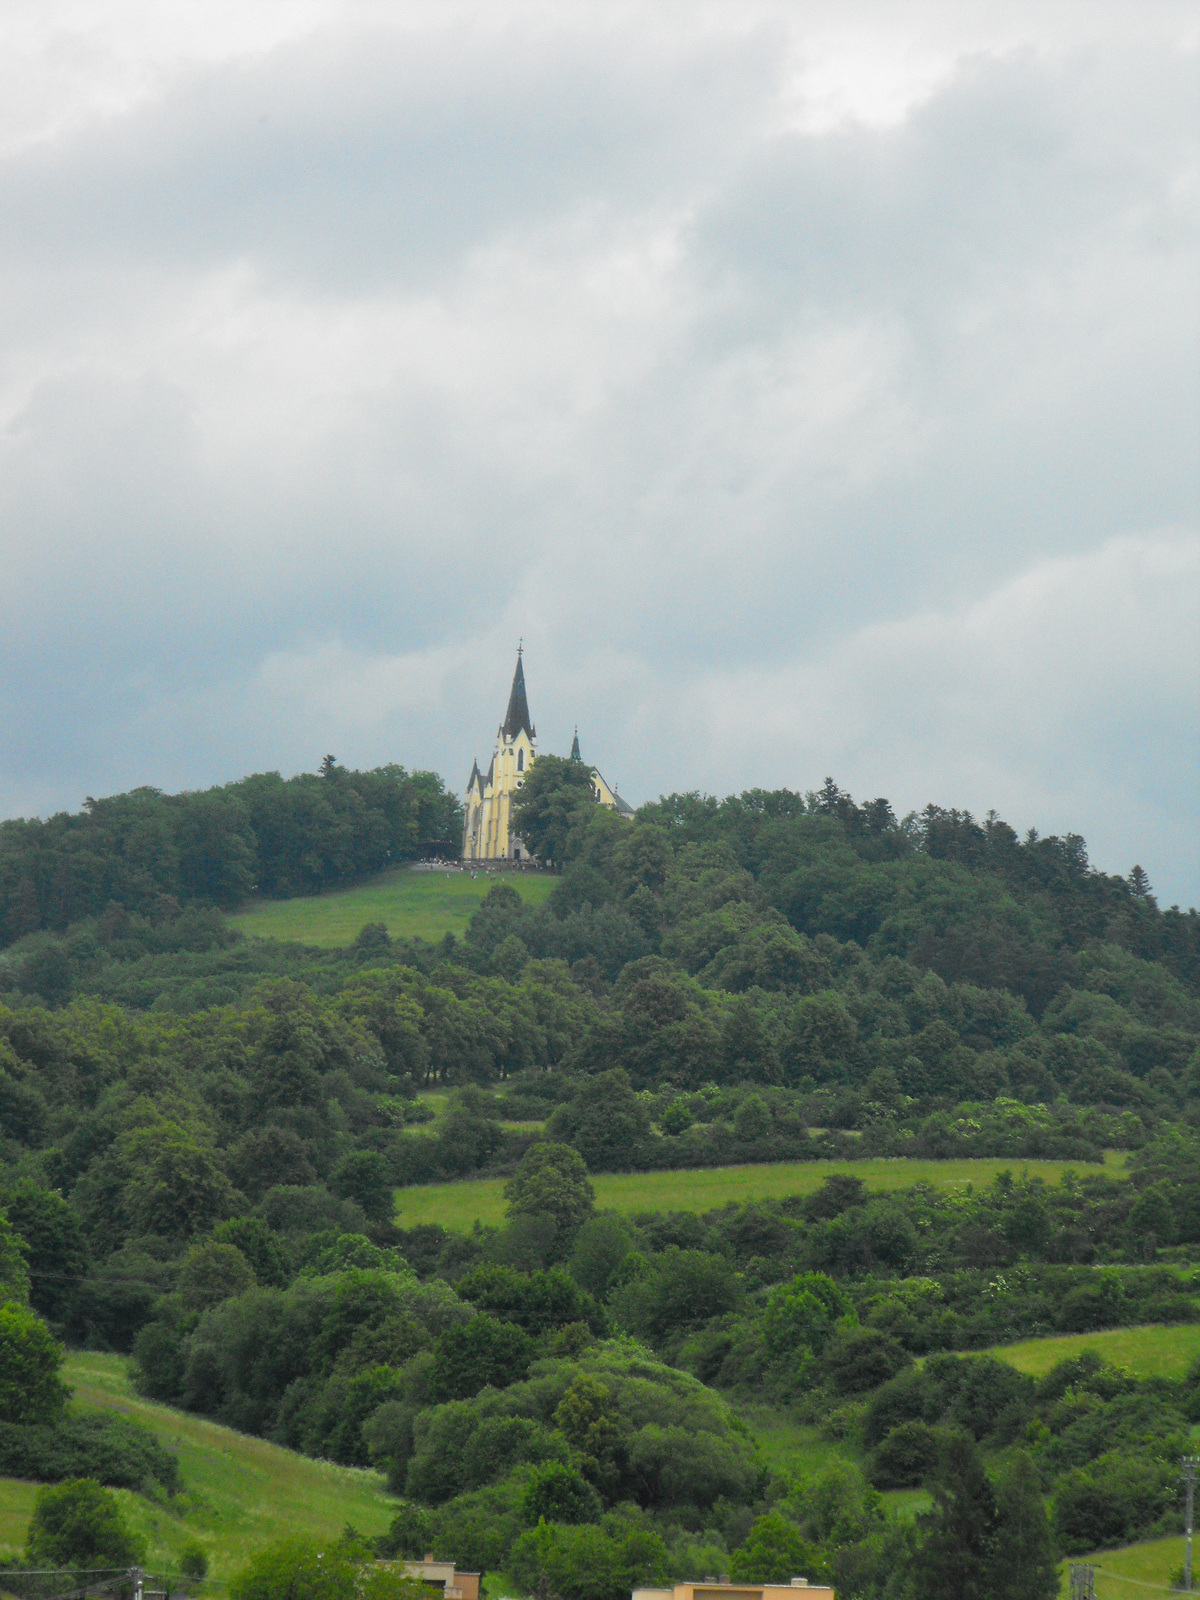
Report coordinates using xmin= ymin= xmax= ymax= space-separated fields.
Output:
xmin=910 ymin=1432 xmax=998 ymax=1600
xmin=990 ymin=1451 xmax=1059 ymax=1600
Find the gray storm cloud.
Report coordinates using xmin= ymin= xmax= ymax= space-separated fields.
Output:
xmin=0 ymin=2 xmax=1196 ymax=903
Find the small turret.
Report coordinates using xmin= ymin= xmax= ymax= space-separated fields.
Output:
xmin=570 ymin=727 xmax=581 ymax=762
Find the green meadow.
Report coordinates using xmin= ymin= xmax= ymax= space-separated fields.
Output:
xmin=991 ymin=1322 xmax=1200 ymax=1382
xmin=0 ymin=1352 xmax=398 ymax=1585
xmin=394 ymin=1152 xmax=1128 ymax=1232
xmin=229 ymin=865 xmax=556 ymax=947
xmin=1057 ymin=1535 xmax=1190 ymax=1596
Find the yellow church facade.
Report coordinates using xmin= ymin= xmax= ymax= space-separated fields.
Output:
xmin=462 ymin=651 xmax=632 ymax=862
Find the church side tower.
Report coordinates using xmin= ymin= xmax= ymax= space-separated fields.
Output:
xmin=462 ymin=649 xmax=538 ymax=861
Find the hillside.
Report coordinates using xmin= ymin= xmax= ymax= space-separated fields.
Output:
xmin=0 ymin=769 xmax=1198 ymax=1598
xmin=0 ymin=1352 xmax=398 ymax=1580
xmin=229 ymin=865 xmax=556 ymax=947
xmin=392 ymin=1153 xmax=1130 ymax=1231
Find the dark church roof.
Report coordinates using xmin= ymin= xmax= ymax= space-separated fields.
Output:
xmin=570 ymin=727 xmax=581 ymax=761
xmin=500 ymin=649 xmax=535 ymax=741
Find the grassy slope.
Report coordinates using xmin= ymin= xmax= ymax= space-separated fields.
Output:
xmin=228 ymin=866 xmax=556 ymax=947
xmin=991 ymin=1322 xmax=1200 ymax=1381
xmin=1057 ymin=1535 xmax=1188 ymax=1595
xmin=394 ymin=1152 xmax=1129 ymax=1232
xmin=0 ymin=1353 xmax=397 ymax=1585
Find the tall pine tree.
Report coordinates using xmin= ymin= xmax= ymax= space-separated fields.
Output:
xmin=910 ymin=1432 xmax=998 ymax=1600
xmin=990 ymin=1451 xmax=1059 ymax=1600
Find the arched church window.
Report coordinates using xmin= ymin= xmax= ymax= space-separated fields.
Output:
xmin=517 ymin=749 xmax=525 ymax=772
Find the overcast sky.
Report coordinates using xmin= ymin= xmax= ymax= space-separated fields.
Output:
xmin=1 ymin=1 xmax=1196 ymax=905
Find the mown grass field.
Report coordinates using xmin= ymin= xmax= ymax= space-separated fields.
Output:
xmin=229 ymin=865 xmax=556 ymax=947
xmin=991 ymin=1322 xmax=1200 ymax=1382
xmin=0 ymin=1352 xmax=398 ymax=1585
xmin=394 ymin=1152 xmax=1128 ymax=1231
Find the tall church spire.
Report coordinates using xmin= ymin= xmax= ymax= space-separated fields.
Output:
xmin=570 ymin=726 xmax=581 ymax=761
xmin=501 ymin=646 xmax=534 ymax=740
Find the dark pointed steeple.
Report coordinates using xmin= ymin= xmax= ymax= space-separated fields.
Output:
xmin=501 ymin=646 xmax=535 ymax=741
xmin=570 ymin=727 xmax=581 ymax=761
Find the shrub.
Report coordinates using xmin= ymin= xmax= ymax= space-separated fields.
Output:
xmin=870 ymin=1422 xmax=940 ymax=1490
xmin=26 ymin=1478 xmax=145 ymax=1567
xmin=229 ymin=1537 xmax=357 ymax=1600
xmin=509 ymin=1513 xmax=668 ymax=1600
xmin=730 ymin=1512 xmax=829 ymax=1584
xmin=428 ymin=1316 xmax=532 ymax=1402
xmin=1053 ymin=1454 xmax=1177 ymax=1553
xmin=0 ymin=1303 xmax=68 ymax=1425
xmin=505 ymin=1143 xmax=595 ymax=1247
xmin=379 ymin=1502 xmax=433 ymax=1559
xmin=180 ymin=1541 xmax=209 ymax=1580
xmin=522 ymin=1461 xmax=603 ymax=1525
xmin=180 ymin=1242 xmax=256 ymax=1310
xmin=823 ymin=1330 xmax=911 ymax=1395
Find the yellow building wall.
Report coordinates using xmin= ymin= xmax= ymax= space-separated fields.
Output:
xmin=463 ymin=724 xmax=537 ymax=861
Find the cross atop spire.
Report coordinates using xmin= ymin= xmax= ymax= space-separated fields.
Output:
xmin=501 ymin=648 xmax=535 ymax=741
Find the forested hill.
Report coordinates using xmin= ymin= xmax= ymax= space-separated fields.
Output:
xmin=1 ymin=768 xmax=1199 ymax=1591
xmin=0 ymin=761 xmax=463 ymax=944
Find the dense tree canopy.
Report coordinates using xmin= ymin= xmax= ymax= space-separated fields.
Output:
xmin=0 ymin=768 xmax=1197 ymax=1597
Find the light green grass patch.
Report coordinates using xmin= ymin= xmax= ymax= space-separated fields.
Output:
xmin=880 ymin=1489 xmax=932 ymax=1522
xmin=991 ymin=1323 xmax=1200 ymax=1382
xmin=229 ymin=865 xmax=556 ymax=948
xmin=735 ymin=1405 xmax=854 ymax=1479
xmin=0 ymin=1478 xmax=38 ymax=1556
xmin=1057 ymin=1535 xmax=1188 ymax=1596
xmin=394 ymin=1153 xmax=1128 ymax=1233
xmin=0 ymin=1352 xmax=399 ymax=1586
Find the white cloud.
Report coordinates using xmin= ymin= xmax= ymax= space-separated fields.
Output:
xmin=690 ymin=531 xmax=1199 ymax=898
xmin=0 ymin=1 xmax=1195 ymax=905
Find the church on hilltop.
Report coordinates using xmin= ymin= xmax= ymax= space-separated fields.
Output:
xmin=462 ymin=649 xmax=633 ymax=862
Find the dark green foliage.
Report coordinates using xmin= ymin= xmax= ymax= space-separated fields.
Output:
xmin=209 ymin=1217 xmax=292 ymax=1288
xmin=179 ymin=1541 xmax=209 ymax=1580
xmin=522 ymin=1461 xmax=603 ymax=1524
xmin=0 ymin=1410 xmax=181 ymax=1494
xmin=569 ymin=1216 xmax=636 ymax=1300
xmin=910 ymin=1433 xmax=999 ymax=1600
xmin=378 ymin=1502 xmax=433 ymax=1559
xmin=508 ymin=757 xmax=598 ymax=865
xmin=730 ymin=1512 xmax=829 ymax=1584
xmin=0 ymin=1302 xmax=68 ymax=1424
xmin=1052 ymin=1454 xmax=1178 ymax=1553
xmin=0 ymin=764 xmax=462 ymax=944
xmin=870 ymin=1421 xmax=941 ymax=1489
xmin=823 ymin=1329 xmax=911 ymax=1395
xmin=404 ymin=1401 xmax=563 ymax=1504
xmin=505 ymin=1142 xmax=595 ymax=1248
xmin=508 ymin=1511 xmax=669 ymax=1600
xmin=610 ymin=1247 xmax=742 ymax=1346
xmin=0 ymin=1182 xmax=87 ymax=1318
xmin=428 ymin=1315 xmax=533 ymax=1401
xmin=26 ymin=1478 xmax=145 ymax=1567
xmin=547 ymin=1070 xmax=652 ymax=1171
xmin=762 ymin=1272 xmax=847 ymax=1361
xmin=991 ymin=1453 xmax=1059 ymax=1600
xmin=331 ymin=1151 xmax=395 ymax=1225
xmin=457 ymin=1264 xmax=599 ymax=1336
xmin=179 ymin=1242 xmax=256 ymax=1310
xmin=0 ymin=768 xmax=1197 ymax=1600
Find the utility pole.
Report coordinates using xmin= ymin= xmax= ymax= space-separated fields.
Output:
xmin=1183 ymin=1456 xmax=1199 ymax=1592
xmin=1069 ymin=1565 xmax=1098 ymax=1600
